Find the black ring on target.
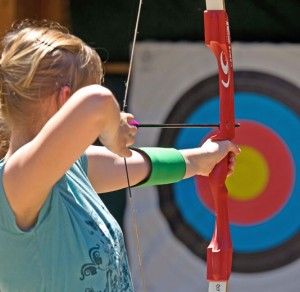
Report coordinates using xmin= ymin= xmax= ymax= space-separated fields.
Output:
xmin=158 ymin=71 xmax=300 ymax=273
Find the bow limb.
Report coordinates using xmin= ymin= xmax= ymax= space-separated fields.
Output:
xmin=204 ymin=0 xmax=235 ymax=291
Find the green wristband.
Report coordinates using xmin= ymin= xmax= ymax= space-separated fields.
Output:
xmin=134 ymin=147 xmax=186 ymax=187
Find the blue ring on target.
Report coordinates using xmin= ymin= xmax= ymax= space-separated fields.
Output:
xmin=173 ymin=92 xmax=300 ymax=253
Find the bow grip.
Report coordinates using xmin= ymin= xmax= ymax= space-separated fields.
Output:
xmin=207 ymin=156 xmax=233 ymax=281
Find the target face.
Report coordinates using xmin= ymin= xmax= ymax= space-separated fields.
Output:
xmin=158 ymin=71 xmax=300 ymax=273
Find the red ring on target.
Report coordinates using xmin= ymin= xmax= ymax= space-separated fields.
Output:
xmin=197 ymin=121 xmax=294 ymax=225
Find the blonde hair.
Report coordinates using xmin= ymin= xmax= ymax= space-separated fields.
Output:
xmin=0 ymin=19 xmax=103 ymax=158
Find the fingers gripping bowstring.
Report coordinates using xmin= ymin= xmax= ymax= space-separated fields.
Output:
xmin=122 ymin=1 xmax=147 ymax=291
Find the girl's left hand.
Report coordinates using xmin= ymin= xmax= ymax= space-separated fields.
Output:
xmin=180 ymin=139 xmax=241 ymax=178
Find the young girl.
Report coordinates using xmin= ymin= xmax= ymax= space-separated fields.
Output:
xmin=0 ymin=20 xmax=240 ymax=291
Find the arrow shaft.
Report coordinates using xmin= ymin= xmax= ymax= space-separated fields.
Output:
xmin=135 ymin=123 xmax=240 ymax=129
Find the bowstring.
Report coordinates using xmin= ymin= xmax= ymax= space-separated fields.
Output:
xmin=123 ymin=0 xmax=143 ymax=110
xmin=122 ymin=1 xmax=147 ymax=291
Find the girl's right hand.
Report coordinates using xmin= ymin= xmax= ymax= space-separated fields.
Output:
xmin=99 ymin=112 xmax=138 ymax=158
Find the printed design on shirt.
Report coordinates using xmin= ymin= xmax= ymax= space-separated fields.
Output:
xmin=85 ymin=219 xmax=98 ymax=235
xmin=87 ymin=210 xmax=111 ymax=237
xmin=84 ymin=269 xmax=133 ymax=292
xmin=84 ymin=270 xmax=115 ymax=292
xmin=80 ymin=244 xmax=110 ymax=280
xmin=85 ymin=288 xmax=100 ymax=292
xmin=81 ymin=208 xmax=133 ymax=291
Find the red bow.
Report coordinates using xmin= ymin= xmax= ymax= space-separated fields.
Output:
xmin=204 ymin=1 xmax=235 ymax=291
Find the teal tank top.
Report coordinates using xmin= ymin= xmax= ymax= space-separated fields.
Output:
xmin=0 ymin=154 xmax=134 ymax=291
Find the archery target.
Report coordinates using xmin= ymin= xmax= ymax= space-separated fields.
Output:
xmin=159 ymin=72 xmax=300 ymax=273
xmin=125 ymin=43 xmax=300 ymax=291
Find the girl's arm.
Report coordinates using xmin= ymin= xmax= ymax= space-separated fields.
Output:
xmin=86 ymin=145 xmax=151 ymax=193
xmin=86 ymin=139 xmax=240 ymax=194
xmin=3 ymin=85 xmax=135 ymax=229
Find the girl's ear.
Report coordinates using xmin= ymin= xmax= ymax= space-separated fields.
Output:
xmin=58 ymin=85 xmax=71 ymax=107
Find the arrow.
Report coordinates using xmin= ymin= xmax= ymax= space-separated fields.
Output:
xmin=131 ymin=122 xmax=240 ymax=129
